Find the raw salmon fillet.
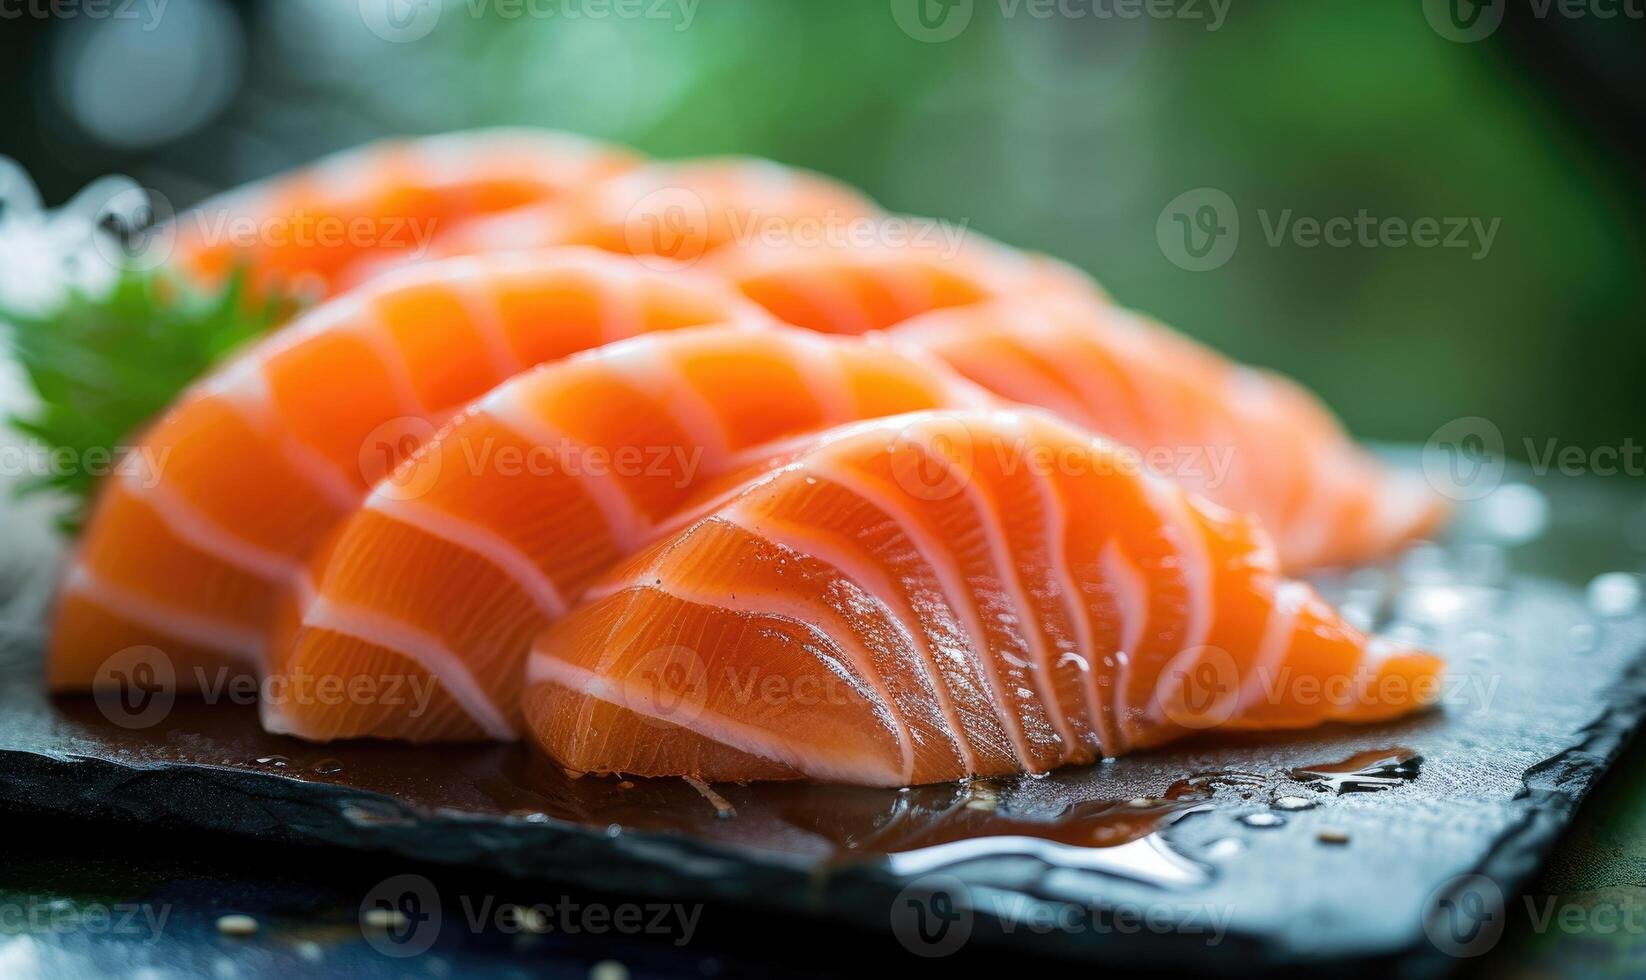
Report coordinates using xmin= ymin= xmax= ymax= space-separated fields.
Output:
xmin=523 ymin=410 xmax=1444 ymax=786
xmin=173 ymin=129 xmax=636 ymax=298
xmin=267 ymin=327 xmax=994 ymax=741
xmin=706 ymin=237 xmax=1104 ymax=335
xmin=696 ymin=240 xmax=1440 ymax=566
xmin=48 ymin=250 xmax=767 ymax=693
xmin=889 ymin=301 xmax=1448 ymax=568
xmin=419 ymin=157 xmax=882 ymax=271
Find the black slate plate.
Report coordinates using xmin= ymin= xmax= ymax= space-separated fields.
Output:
xmin=1 ymin=463 xmax=1644 ymax=977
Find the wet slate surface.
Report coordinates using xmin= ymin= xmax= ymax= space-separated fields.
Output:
xmin=1 ymin=467 xmax=1644 ymax=977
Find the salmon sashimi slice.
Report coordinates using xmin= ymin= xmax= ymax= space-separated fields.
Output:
xmin=889 ymin=301 xmax=1448 ymax=569
xmin=267 ymin=326 xmax=996 ymax=742
xmin=48 ymin=250 xmax=769 ymax=694
xmin=393 ymin=157 xmax=883 ymax=273
xmin=705 ymin=236 xmax=1104 ymax=335
xmin=173 ymin=129 xmax=637 ymax=298
xmin=523 ymin=410 xmax=1444 ymax=786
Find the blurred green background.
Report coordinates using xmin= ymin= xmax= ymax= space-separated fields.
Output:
xmin=2 ymin=0 xmax=1644 ymax=455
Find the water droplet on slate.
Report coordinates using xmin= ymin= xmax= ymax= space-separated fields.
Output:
xmin=1290 ymin=748 xmax=1422 ymax=794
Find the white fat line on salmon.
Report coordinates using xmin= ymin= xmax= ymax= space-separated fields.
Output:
xmin=722 ymin=509 xmax=981 ymax=773
xmin=194 ymin=356 xmax=361 ymax=511
xmin=589 ymin=264 xmax=645 ymax=346
xmin=1029 ymin=459 xmax=1117 ymax=758
xmin=301 ymin=597 xmax=513 ymax=738
xmin=1099 ymin=540 xmax=1147 ymax=750
xmin=983 ymin=891 xmax=1234 ymax=945
xmin=64 ymin=563 xmax=263 ymax=662
xmin=117 ymin=460 xmax=307 ymax=587
xmin=471 ymin=400 xmax=646 ymax=545
xmin=921 ymin=345 xmax=1099 ymax=426
xmin=453 ymin=433 xmax=705 ymax=489
xmin=353 ymin=306 xmax=429 ymax=418
xmin=978 ymin=437 xmax=1238 ymax=490
xmin=1141 ymin=475 xmax=1214 ymax=673
xmin=528 ymin=654 xmax=906 ymax=785
xmin=933 ymin=443 xmax=1078 ymax=751
xmin=642 ymin=545 xmax=913 ymax=778
xmin=793 ymin=338 xmax=855 ymax=422
xmin=1229 ymin=581 xmax=1307 ymax=716
xmin=606 ymin=340 xmax=733 ymax=465
xmin=456 ymin=895 xmax=703 ymax=946
xmin=1014 ymin=305 xmax=1157 ymax=436
xmin=805 ymin=459 xmax=1041 ymax=771
xmin=451 ymin=275 xmax=523 ymax=379
xmin=367 ymin=495 xmax=567 ymax=615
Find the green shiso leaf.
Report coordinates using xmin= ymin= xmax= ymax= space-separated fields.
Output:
xmin=2 ymin=267 xmax=294 ymax=531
